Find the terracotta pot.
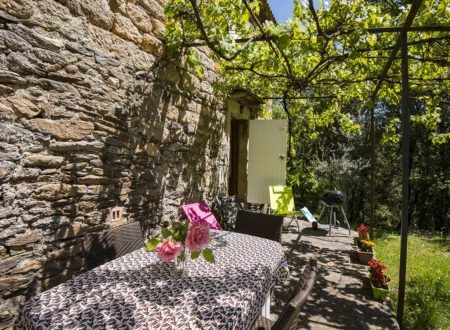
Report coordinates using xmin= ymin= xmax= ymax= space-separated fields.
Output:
xmin=357 ymin=249 xmax=374 ymax=265
xmin=371 ymin=280 xmax=389 ymax=300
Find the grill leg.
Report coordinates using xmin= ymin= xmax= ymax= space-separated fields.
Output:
xmin=340 ymin=206 xmax=351 ymax=235
xmin=328 ymin=207 xmax=333 ymax=236
xmin=317 ymin=203 xmax=326 ymax=223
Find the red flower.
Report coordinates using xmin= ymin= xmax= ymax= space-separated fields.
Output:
xmin=357 ymin=224 xmax=369 ymax=241
xmin=368 ymin=259 xmax=390 ymax=288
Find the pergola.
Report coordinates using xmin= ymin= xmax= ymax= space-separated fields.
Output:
xmin=275 ymin=0 xmax=449 ymax=325
xmin=182 ymin=0 xmax=450 ymax=326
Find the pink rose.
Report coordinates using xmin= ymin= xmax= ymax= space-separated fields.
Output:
xmin=185 ymin=223 xmax=210 ymax=252
xmin=156 ymin=237 xmax=184 ymax=262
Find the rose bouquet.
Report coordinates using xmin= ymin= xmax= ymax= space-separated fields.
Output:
xmin=145 ymin=220 xmax=215 ymax=268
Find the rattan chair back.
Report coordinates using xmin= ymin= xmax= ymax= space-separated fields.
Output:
xmin=83 ymin=221 xmax=144 ymax=270
xmin=235 ymin=210 xmax=283 ymax=242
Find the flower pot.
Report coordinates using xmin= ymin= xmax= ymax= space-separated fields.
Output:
xmin=371 ymin=280 xmax=389 ymax=300
xmin=357 ymin=250 xmax=374 ymax=265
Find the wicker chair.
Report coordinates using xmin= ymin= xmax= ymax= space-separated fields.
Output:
xmin=83 ymin=221 xmax=145 ymax=270
xmin=252 ymin=258 xmax=318 ymax=330
xmin=235 ymin=210 xmax=284 ymax=242
xmin=212 ymin=196 xmax=243 ymax=231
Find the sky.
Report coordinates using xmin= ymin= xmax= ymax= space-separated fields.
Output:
xmin=267 ymin=0 xmax=295 ymax=23
xmin=268 ymin=0 xmax=326 ymax=23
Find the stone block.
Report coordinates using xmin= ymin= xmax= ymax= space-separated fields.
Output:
xmin=0 ymin=84 xmax=15 ymax=96
xmin=0 ymin=275 xmax=31 ymax=293
xmin=47 ymin=72 xmax=85 ymax=84
xmin=0 ymin=69 xmax=27 ymax=86
xmin=112 ymin=13 xmax=143 ymax=44
xmin=0 ymin=8 xmax=20 ymax=23
xmin=124 ymin=3 xmax=153 ymax=33
xmin=77 ymin=175 xmax=115 ymax=185
xmin=11 ymin=258 xmax=43 ymax=274
xmin=5 ymin=232 xmax=41 ymax=248
xmin=0 ymin=167 xmax=10 ymax=182
xmin=8 ymin=24 xmax=63 ymax=51
xmin=7 ymin=52 xmax=46 ymax=76
xmin=0 ymin=255 xmax=24 ymax=273
xmin=137 ymin=0 xmax=164 ymax=21
xmin=140 ymin=34 xmax=163 ymax=55
xmin=38 ymin=78 xmax=76 ymax=93
xmin=150 ymin=17 xmax=165 ymax=39
xmin=35 ymin=183 xmax=87 ymax=201
xmin=79 ymin=0 xmax=114 ymax=30
xmin=10 ymin=167 xmax=40 ymax=181
xmin=23 ymin=155 xmax=64 ymax=168
xmin=55 ymin=222 xmax=87 ymax=240
xmin=31 ymin=119 xmax=94 ymax=141
xmin=0 ymin=29 xmax=31 ymax=52
xmin=0 ymin=102 xmax=14 ymax=119
xmin=61 ymin=163 xmax=87 ymax=171
xmin=0 ymin=0 xmax=34 ymax=19
xmin=95 ymin=54 xmax=121 ymax=67
xmin=47 ymin=243 xmax=83 ymax=260
xmin=7 ymin=96 xmax=41 ymax=118
xmin=65 ymin=42 xmax=95 ymax=57
xmin=106 ymin=77 xmax=120 ymax=88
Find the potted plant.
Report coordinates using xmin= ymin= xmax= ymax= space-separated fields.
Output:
xmin=368 ymin=259 xmax=390 ymax=300
xmin=357 ymin=239 xmax=375 ymax=265
xmin=356 ymin=224 xmax=369 ymax=248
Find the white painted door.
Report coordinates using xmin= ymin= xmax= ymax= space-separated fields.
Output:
xmin=247 ymin=120 xmax=288 ymax=204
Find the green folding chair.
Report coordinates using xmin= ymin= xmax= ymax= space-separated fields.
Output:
xmin=269 ymin=185 xmax=301 ymax=231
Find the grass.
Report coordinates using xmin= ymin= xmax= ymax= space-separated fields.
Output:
xmin=374 ymin=231 xmax=450 ymax=330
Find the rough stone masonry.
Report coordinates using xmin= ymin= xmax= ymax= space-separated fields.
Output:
xmin=0 ymin=0 xmax=229 ymax=327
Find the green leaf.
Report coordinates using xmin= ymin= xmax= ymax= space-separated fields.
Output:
xmin=191 ymin=251 xmax=201 ymax=259
xmin=202 ymin=248 xmax=215 ymax=263
xmin=277 ymin=34 xmax=290 ymax=51
xmin=145 ymin=237 xmax=161 ymax=251
xmin=161 ymin=228 xmax=171 ymax=238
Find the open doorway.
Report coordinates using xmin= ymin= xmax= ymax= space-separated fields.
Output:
xmin=229 ymin=119 xmax=249 ymax=200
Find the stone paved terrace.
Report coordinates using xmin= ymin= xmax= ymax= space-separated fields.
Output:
xmin=270 ymin=221 xmax=399 ymax=329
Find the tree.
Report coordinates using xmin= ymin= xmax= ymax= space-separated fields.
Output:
xmin=164 ymin=0 xmax=449 ymax=228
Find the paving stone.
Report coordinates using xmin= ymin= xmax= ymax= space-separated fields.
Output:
xmin=271 ymin=221 xmax=400 ymax=330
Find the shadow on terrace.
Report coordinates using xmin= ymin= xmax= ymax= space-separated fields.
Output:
xmin=271 ymin=221 xmax=399 ymax=329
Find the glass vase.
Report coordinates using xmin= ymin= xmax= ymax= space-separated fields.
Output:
xmin=174 ymin=252 xmax=188 ymax=276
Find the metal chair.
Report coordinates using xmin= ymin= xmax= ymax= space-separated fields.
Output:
xmin=269 ymin=185 xmax=301 ymax=231
xmin=235 ymin=210 xmax=284 ymax=242
xmin=252 ymin=258 xmax=318 ymax=330
xmin=83 ymin=221 xmax=144 ymax=270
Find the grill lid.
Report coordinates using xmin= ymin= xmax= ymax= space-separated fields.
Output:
xmin=321 ymin=189 xmax=346 ymax=205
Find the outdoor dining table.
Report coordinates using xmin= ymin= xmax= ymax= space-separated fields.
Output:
xmin=17 ymin=230 xmax=289 ymax=329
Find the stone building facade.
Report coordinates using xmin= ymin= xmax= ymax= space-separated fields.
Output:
xmin=0 ymin=0 xmax=230 ymax=327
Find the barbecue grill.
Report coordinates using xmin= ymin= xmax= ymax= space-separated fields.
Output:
xmin=318 ymin=189 xmax=351 ymax=236
xmin=321 ymin=189 xmax=346 ymax=206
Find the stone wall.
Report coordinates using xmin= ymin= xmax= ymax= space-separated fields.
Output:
xmin=0 ymin=0 xmax=229 ymax=327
